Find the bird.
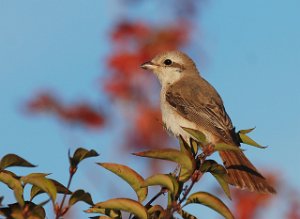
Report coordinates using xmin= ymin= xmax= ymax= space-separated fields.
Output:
xmin=140 ymin=50 xmax=276 ymax=194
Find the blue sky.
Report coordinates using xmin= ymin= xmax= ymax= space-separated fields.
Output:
xmin=0 ymin=1 xmax=299 ymax=218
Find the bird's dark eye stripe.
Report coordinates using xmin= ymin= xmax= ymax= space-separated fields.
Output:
xmin=164 ymin=59 xmax=172 ymax=65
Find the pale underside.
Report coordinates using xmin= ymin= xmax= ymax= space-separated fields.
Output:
xmin=160 ymin=86 xmax=215 ymax=143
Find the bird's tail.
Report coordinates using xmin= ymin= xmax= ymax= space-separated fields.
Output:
xmin=219 ymin=150 xmax=276 ymax=194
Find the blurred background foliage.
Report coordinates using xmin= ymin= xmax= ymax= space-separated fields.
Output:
xmin=0 ymin=0 xmax=300 ymax=218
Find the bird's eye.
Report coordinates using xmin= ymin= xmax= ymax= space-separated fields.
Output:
xmin=163 ymin=59 xmax=172 ymax=65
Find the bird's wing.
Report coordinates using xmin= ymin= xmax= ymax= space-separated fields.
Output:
xmin=166 ymin=76 xmax=238 ymax=145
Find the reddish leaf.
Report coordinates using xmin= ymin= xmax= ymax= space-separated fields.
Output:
xmin=104 ymin=78 xmax=133 ymax=100
xmin=26 ymin=92 xmax=60 ymax=113
xmin=108 ymin=53 xmax=144 ymax=76
xmin=26 ymin=92 xmax=105 ymax=129
xmin=230 ymin=173 xmax=277 ymax=219
xmin=127 ymin=106 xmax=169 ymax=150
xmin=112 ymin=22 xmax=150 ymax=42
xmin=60 ymin=104 xmax=105 ymax=128
xmin=286 ymin=198 xmax=300 ymax=219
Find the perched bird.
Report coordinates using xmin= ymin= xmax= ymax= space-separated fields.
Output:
xmin=141 ymin=50 xmax=275 ymax=194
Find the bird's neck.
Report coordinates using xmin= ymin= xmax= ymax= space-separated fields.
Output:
xmin=160 ymin=82 xmax=172 ymax=97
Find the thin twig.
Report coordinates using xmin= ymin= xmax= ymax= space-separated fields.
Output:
xmin=178 ymin=179 xmax=196 ymax=205
xmin=178 ymin=149 xmax=209 ymax=205
xmin=55 ymin=172 xmax=74 ymax=219
xmin=128 ymin=190 xmax=165 ymax=219
xmin=145 ymin=189 xmax=166 ymax=208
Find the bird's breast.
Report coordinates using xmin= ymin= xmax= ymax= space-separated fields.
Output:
xmin=160 ymin=88 xmax=213 ymax=143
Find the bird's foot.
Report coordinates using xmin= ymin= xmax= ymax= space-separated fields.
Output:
xmin=197 ymin=143 xmax=215 ymax=162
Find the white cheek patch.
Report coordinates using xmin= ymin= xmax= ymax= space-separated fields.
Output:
xmin=160 ymin=69 xmax=182 ymax=86
xmin=175 ymin=68 xmax=183 ymax=73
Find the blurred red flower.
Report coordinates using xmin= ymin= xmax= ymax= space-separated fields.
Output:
xmin=26 ymin=92 xmax=105 ymax=129
xmin=126 ymin=106 xmax=169 ymax=149
xmin=230 ymin=174 xmax=277 ymax=219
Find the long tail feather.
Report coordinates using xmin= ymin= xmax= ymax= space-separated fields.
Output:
xmin=219 ymin=150 xmax=276 ymax=194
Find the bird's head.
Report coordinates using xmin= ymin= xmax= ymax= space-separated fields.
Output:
xmin=141 ymin=50 xmax=199 ymax=86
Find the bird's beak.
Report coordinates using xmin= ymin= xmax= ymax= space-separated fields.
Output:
xmin=140 ymin=61 xmax=156 ymax=71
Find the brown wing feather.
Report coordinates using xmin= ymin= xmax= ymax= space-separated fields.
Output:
xmin=165 ymin=75 xmax=276 ymax=194
xmin=166 ymin=75 xmax=238 ymax=145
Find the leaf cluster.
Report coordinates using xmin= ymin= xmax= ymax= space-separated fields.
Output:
xmin=0 ymin=148 xmax=98 ymax=219
xmin=0 ymin=128 xmax=265 ymax=218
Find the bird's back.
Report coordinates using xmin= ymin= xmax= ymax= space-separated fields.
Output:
xmin=165 ymin=74 xmax=239 ymax=146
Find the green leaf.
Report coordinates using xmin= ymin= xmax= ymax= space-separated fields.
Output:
xmin=178 ymin=209 xmax=198 ymax=219
xmin=239 ymin=127 xmax=255 ymax=134
xmin=85 ymin=207 xmax=121 ymax=218
xmin=181 ymin=127 xmax=207 ymax=144
xmin=69 ymin=147 xmax=99 ymax=168
xmin=185 ymin=192 xmax=234 ymax=219
xmin=179 ymin=136 xmax=193 ymax=156
xmin=91 ymin=198 xmax=147 ymax=219
xmin=69 ymin=189 xmax=94 ymax=206
xmin=148 ymin=205 xmax=165 ymax=219
xmin=200 ymin=160 xmax=231 ymax=199
xmin=0 ymin=201 xmax=46 ymax=219
xmin=168 ymin=174 xmax=180 ymax=200
xmin=200 ymin=160 xmax=226 ymax=174
xmin=21 ymin=173 xmax=57 ymax=204
xmin=89 ymin=216 xmax=114 ymax=219
xmin=98 ymin=163 xmax=147 ymax=202
xmin=239 ymin=133 xmax=267 ymax=149
xmin=133 ymin=148 xmax=195 ymax=182
xmin=214 ymin=143 xmax=242 ymax=152
xmin=190 ymin=138 xmax=199 ymax=156
xmin=212 ymin=173 xmax=231 ymax=200
xmin=27 ymin=203 xmax=46 ymax=219
xmin=0 ymin=202 xmax=23 ymax=218
xmin=0 ymin=154 xmax=36 ymax=170
xmin=0 ymin=170 xmax=24 ymax=206
xmin=37 ymin=199 xmax=50 ymax=207
xmin=31 ymin=179 xmax=71 ymax=201
xmin=142 ymin=174 xmax=178 ymax=197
